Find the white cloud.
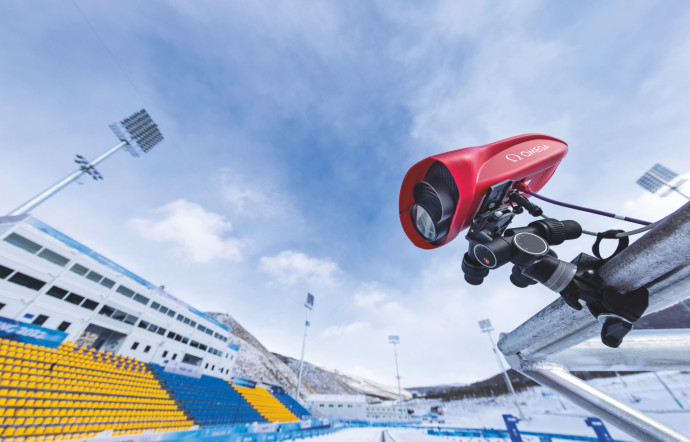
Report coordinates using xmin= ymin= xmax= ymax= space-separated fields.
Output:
xmin=220 ymin=168 xmax=286 ymax=217
xmin=321 ymin=321 xmax=371 ymax=338
xmin=128 ymin=199 xmax=242 ymax=263
xmin=353 ymin=283 xmax=391 ymax=310
xmin=258 ymin=250 xmax=341 ymax=287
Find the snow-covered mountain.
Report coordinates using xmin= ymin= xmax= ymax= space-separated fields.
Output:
xmin=208 ymin=312 xmax=411 ymax=401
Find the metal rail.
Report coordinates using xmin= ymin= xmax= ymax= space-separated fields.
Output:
xmin=497 ymin=201 xmax=690 ymax=442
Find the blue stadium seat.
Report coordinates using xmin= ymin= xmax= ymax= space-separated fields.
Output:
xmin=151 ymin=364 xmax=267 ymax=427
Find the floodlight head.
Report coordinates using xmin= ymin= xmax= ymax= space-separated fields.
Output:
xmin=637 ymin=164 xmax=679 ymax=194
xmin=305 ymin=293 xmax=315 ymax=310
xmin=389 ymin=335 xmax=400 ymax=344
xmin=478 ymin=319 xmax=493 ymax=332
xmin=110 ymin=109 xmax=164 ymax=157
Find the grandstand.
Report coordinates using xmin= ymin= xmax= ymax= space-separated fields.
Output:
xmin=0 ymin=339 xmax=192 ymax=440
xmin=150 ymin=366 xmax=267 ymax=426
xmin=0 ymin=214 xmax=313 ymax=440
xmin=231 ymin=384 xmax=298 ymax=423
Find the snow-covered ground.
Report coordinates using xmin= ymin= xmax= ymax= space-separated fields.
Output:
xmin=311 ymin=371 xmax=690 ymax=441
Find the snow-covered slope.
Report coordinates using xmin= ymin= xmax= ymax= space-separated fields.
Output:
xmin=208 ymin=312 xmax=411 ymax=401
xmin=275 ymin=353 xmax=412 ymax=401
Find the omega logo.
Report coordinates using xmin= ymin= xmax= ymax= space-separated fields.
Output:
xmin=506 ymin=144 xmax=551 ymax=163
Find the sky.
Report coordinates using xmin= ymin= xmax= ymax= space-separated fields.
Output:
xmin=0 ymin=0 xmax=689 ymax=387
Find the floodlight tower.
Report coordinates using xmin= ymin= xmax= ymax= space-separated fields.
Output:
xmin=388 ymin=335 xmax=404 ymax=420
xmin=296 ymin=293 xmax=314 ymax=401
xmin=8 ymin=109 xmax=164 ymax=216
xmin=478 ymin=318 xmax=527 ymax=420
xmin=636 ymin=163 xmax=689 ymax=200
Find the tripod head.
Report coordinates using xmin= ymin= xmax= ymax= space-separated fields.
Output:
xmin=461 ymin=180 xmax=648 ymax=348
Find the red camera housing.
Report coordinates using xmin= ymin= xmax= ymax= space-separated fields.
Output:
xmin=399 ymin=134 xmax=568 ymax=249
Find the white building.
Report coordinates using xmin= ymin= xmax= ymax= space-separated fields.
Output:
xmin=0 ymin=214 xmax=239 ymax=378
xmin=306 ymin=394 xmax=367 ymax=419
xmin=365 ymin=401 xmax=409 ymax=420
xmin=306 ymin=394 xmax=411 ymax=421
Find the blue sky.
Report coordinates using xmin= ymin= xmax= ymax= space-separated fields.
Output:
xmin=1 ymin=1 xmax=689 ymax=387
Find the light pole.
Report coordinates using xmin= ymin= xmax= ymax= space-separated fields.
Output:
xmin=8 ymin=109 xmax=164 ymax=216
xmin=636 ymin=163 xmax=689 ymax=200
xmin=478 ymin=319 xmax=527 ymax=420
xmin=296 ymin=293 xmax=314 ymax=401
xmin=653 ymin=372 xmax=685 ymax=410
xmin=388 ymin=335 xmax=404 ymax=420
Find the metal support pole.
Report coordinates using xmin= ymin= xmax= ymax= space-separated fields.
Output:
xmin=486 ymin=330 xmax=527 ymax=421
xmin=653 ymin=372 xmax=685 ymax=410
xmin=615 ymin=371 xmax=627 ymax=388
xmin=8 ymin=141 xmax=127 ymax=216
xmin=545 ymin=329 xmax=690 ymax=372
xmin=392 ymin=341 xmax=403 ymax=420
xmin=506 ymin=356 xmax=689 ymax=442
xmin=296 ymin=307 xmax=310 ymax=401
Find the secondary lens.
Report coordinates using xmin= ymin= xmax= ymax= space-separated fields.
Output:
xmin=411 ymin=204 xmax=436 ymax=241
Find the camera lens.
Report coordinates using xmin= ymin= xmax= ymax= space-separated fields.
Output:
xmin=410 ymin=204 xmax=437 ymax=242
xmin=409 ymin=162 xmax=458 ymax=244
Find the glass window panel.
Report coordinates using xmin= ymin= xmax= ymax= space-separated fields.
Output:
xmin=151 ymin=302 xmax=160 ymax=310
xmin=183 ymin=318 xmax=190 ymax=325
xmin=70 ymin=263 xmax=89 ymax=276
xmin=81 ymin=299 xmax=99 ymax=310
xmin=176 ymin=314 xmax=184 ymax=321
xmin=116 ymin=285 xmax=135 ymax=298
xmin=133 ymin=293 xmax=149 ymax=305
xmin=57 ymin=321 xmax=70 ymax=332
xmin=85 ymin=271 xmax=103 ymax=283
xmin=138 ymin=320 xmax=149 ymax=329
xmin=159 ymin=306 xmax=168 ymax=314
xmin=112 ymin=310 xmax=127 ymax=322
xmin=99 ymin=305 xmax=115 ymax=317
xmin=46 ymin=286 xmax=68 ymax=299
xmin=124 ymin=315 xmax=138 ymax=325
xmin=32 ymin=314 xmax=49 ymax=326
xmin=4 ymin=233 xmax=41 ymax=254
xmin=167 ymin=309 xmax=175 ymax=318
xmin=38 ymin=249 xmax=69 ymax=267
xmin=156 ymin=328 xmax=165 ymax=335
xmin=147 ymin=323 xmax=158 ymax=332
xmin=100 ymin=278 xmax=115 ymax=289
xmin=9 ymin=272 xmax=46 ymax=291
xmin=181 ymin=337 xmax=189 ymax=344
xmin=65 ymin=293 xmax=85 ymax=305
xmin=0 ymin=264 xmax=12 ymax=279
